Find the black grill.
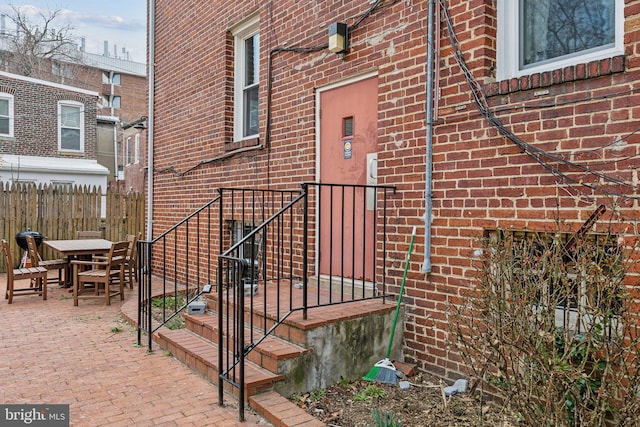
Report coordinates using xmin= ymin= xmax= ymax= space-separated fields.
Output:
xmin=15 ymin=231 xmax=43 ymax=250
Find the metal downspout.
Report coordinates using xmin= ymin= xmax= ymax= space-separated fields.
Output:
xmin=147 ymin=0 xmax=155 ymax=242
xmin=423 ymin=0 xmax=435 ymax=273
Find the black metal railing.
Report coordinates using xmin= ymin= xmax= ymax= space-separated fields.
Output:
xmin=137 ymin=194 xmax=221 ymax=349
xmin=136 ymin=183 xmax=396 ymax=422
xmin=217 ymin=183 xmax=395 ymax=421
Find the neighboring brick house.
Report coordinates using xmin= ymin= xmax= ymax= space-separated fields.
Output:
xmin=0 ymin=32 xmax=147 ymax=191
xmin=80 ymin=54 xmax=147 ymax=191
xmin=0 ymin=70 xmax=108 ymax=188
xmin=150 ymin=0 xmax=639 ymax=381
xmin=49 ymin=54 xmax=148 ymax=191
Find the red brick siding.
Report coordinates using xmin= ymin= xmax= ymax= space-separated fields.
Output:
xmin=152 ymin=0 xmax=640 ymax=380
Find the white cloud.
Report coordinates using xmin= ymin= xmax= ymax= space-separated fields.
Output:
xmin=0 ymin=3 xmax=146 ymax=63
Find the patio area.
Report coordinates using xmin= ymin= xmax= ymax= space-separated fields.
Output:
xmin=0 ymin=274 xmax=270 ymax=426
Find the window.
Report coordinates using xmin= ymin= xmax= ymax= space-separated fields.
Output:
xmin=231 ymin=221 xmax=261 ymax=290
xmin=232 ymin=14 xmax=260 ymax=140
xmin=497 ymin=0 xmax=623 ymax=80
xmin=102 ymin=71 xmax=121 ymax=85
xmin=126 ymin=137 xmax=132 ymax=165
xmin=104 ymin=95 xmax=121 ymax=109
xmin=486 ymin=229 xmax=623 ymax=333
xmin=58 ymin=101 xmax=83 ymax=152
xmin=52 ymin=62 xmax=73 ymax=80
xmin=0 ymin=93 xmax=13 ymax=137
xmin=134 ymin=134 xmax=140 ymax=164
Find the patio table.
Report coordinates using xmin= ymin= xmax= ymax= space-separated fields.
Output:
xmin=43 ymin=239 xmax=113 ymax=287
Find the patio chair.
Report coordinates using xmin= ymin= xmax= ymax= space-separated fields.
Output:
xmin=71 ymin=241 xmax=129 ymax=306
xmin=25 ymin=235 xmax=66 ymax=287
xmin=76 ymin=230 xmax=102 ymax=239
xmin=2 ymin=239 xmax=48 ymax=303
xmin=123 ymin=233 xmax=140 ymax=289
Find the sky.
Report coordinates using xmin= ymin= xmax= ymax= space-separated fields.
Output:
xmin=0 ymin=1 xmax=147 ymax=63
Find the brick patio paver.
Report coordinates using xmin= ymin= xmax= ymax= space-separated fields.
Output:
xmin=0 ymin=274 xmax=270 ymax=426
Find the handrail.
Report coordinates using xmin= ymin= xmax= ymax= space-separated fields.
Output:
xmin=136 ymin=194 xmax=222 ymax=348
xmin=216 ymin=183 xmax=395 ymax=421
xmin=135 ymin=184 xmax=396 ymax=422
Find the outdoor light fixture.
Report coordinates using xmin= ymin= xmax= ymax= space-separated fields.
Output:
xmin=328 ymin=22 xmax=348 ymax=53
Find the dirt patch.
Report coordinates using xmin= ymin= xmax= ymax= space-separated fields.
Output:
xmin=292 ymin=372 xmax=515 ymax=427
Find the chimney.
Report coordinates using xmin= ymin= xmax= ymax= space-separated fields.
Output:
xmin=80 ymin=37 xmax=85 ymax=51
xmin=114 ymin=44 xmax=117 ymax=58
xmin=103 ymin=40 xmax=109 ymax=56
xmin=0 ymin=14 xmax=5 ymax=35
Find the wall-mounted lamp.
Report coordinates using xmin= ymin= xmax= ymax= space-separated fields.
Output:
xmin=328 ymin=22 xmax=348 ymax=54
xmin=122 ymin=115 xmax=148 ymax=130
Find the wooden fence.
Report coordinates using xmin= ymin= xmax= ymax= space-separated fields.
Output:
xmin=0 ymin=182 xmax=145 ymax=271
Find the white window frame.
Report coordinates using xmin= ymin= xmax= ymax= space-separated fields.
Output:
xmin=58 ymin=100 xmax=84 ymax=152
xmin=0 ymin=93 xmax=14 ymax=137
xmin=231 ymin=13 xmax=260 ymax=141
xmin=134 ymin=133 xmax=140 ymax=164
xmin=497 ymin=0 xmax=624 ymax=81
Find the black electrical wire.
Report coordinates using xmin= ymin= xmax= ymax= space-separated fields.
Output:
xmin=439 ymin=0 xmax=640 ymax=200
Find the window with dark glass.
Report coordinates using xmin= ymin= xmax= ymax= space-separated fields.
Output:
xmin=520 ymin=0 xmax=615 ymax=69
xmin=243 ymin=33 xmax=259 ymax=137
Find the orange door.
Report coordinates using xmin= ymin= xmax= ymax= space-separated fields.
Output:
xmin=318 ymin=75 xmax=378 ymax=282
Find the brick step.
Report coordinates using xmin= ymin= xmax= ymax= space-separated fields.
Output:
xmin=183 ymin=311 xmax=311 ymax=375
xmin=250 ymin=391 xmax=326 ymax=427
xmin=156 ymin=327 xmax=285 ymax=400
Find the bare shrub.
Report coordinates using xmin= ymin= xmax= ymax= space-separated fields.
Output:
xmin=450 ymin=219 xmax=640 ymax=426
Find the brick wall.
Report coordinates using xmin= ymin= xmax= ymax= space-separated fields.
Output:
xmin=151 ymin=0 xmax=640 ymax=380
xmin=123 ymin=129 xmax=148 ymax=193
xmin=0 ymin=74 xmax=98 ymax=159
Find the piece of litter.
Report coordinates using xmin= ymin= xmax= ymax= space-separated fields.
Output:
xmin=444 ymin=379 xmax=468 ymax=396
xmin=293 ymin=283 xmax=303 ymax=289
xmin=399 ymin=381 xmax=411 ymax=391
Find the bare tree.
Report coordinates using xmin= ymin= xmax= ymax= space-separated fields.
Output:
xmin=2 ymin=4 xmax=82 ymax=79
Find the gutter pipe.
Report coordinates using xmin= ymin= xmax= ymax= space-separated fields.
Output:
xmin=423 ymin=0 xmax=435 ymax=273
xmin=146 ymin=0 xmax=155 ymax=241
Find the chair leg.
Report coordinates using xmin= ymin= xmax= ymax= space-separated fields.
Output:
xmin=120 ymin=270 xmax=125 ymax=300
xmin=73 ymin=265 xmax=79 ymax=306
xmin=128 ymin=266 xmax=135 ymax=289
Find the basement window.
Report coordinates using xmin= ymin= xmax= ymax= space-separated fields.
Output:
xmin=485 ymin=228 xmax=623 ymax=334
